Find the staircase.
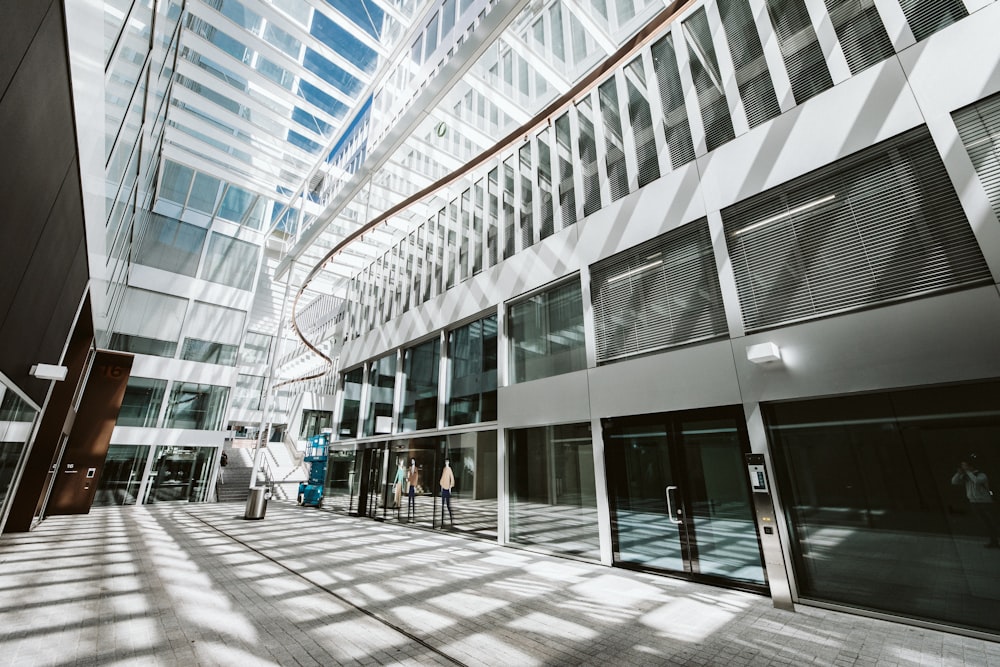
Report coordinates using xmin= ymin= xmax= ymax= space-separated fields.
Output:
xmin=216 ymin=466 xmax=253 ymax=503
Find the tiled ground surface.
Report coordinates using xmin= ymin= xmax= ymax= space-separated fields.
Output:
xmin=1 ymin=503 xmax=998 ymax=667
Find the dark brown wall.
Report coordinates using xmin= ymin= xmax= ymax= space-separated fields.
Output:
xmin=47 ymin=351 xmax=133 ymax=516
xmin=0 ymin=0 xmax=89 ymax=407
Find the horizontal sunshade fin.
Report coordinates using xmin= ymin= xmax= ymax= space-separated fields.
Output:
xmin=723 ymin=126 xmax=991 ymax=331
xmin=590 ymin=218 xmax=727 ymax=363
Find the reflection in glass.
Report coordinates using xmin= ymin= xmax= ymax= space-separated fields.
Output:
xmin=164 ymin=383 xmax=229 ymax=430
xmin=400 ymin=339 xmax=440 ymax=432
xmin=509 ymin=280 xmax=586 ymax=383
xmin=364 ymin=354 xmax=396 ymax=436
xmin=117 ymin=377 xmax=167 ymax=427
xmin=339 ymin=368 xmax=364 ymax=438
xmin=508 ymin=423 xmax=600 ymax=559
xmin=604 ymin=409 xmax=764 ymax=586
xmin=145 ymin=446 xmax=214 ymax=503
xmin=447 ymin=315 xmax=497 ymax=425
xmin=767 ymin=382 xmax=1000 ymax=634
xmin=93 ymin=445 xmax=149 ymax=506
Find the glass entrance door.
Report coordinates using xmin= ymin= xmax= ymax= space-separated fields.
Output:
xmin=604 ymin=408 xmax=765 ymax=589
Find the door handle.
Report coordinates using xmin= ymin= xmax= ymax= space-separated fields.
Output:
xmin=665 ymin=485 xmax=682 ymax=525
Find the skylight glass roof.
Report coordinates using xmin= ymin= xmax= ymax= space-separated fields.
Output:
xmin=157 ymin=0 xmax=667 ymax=302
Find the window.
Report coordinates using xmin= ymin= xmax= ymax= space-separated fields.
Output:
xmin=159 ymin=160 xmax=193 ymax=204
xmin=765 ymin=0 xmax=833 ymax=104
xmin=232 ymin=374 xmax=264 ymax=411
xmin=509 ymin=279 xmax=587 ymax=383
xmin=724 ymin=126 xmax=992 ymax=331
xmin=240 ymin=331 xmax=272 ymax=365
xmin=164 ymin=382 xmax=229 ymax=430
xmin=218 ymin=185 xmax=256 ymax=223
xmin=110 ymin=288 xmax=188 ymax=358
xmin=135 ymin=214 xmax=206 ymax=276
xmin=117 ymin=377 xmax=167 ymax=427
xmin=338 ymin=368 xmax=364 ymax=438
xmin=200 ymin=232 xmax=260 ymax=291
xmin=180 ymin=302 xmax=246 ymax=366
xmin=717 ymin=0 xmax=782 ymax=126
xmin=300 ymin=409 xmax=333 ymax=439
xmin=401 ymin=338 xmax=440 ymax=432
xmin=447 ymin=315 xmax=498 ymax=425
xmin=650 ymin=33 xmax=696 ymax=169
xmin=0 ymin=390 xmax=36 ymax=422
xmin=954 ymin=93 xmax=1000 ymax=225
xmin=364 ymin=355 xmax=396 ymax=436
xmin=590 ymin=218 xmax=727 ymax=362
xmin=683 ymin=8 xmax=736 ymax=151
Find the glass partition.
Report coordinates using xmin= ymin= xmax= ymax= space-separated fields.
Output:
xmin=767 ymin=381 xmax=1000 ymax=635
xmin=507 ymin=423 xmax=600 ymax=559
xmin=144 ymin=445 xmax=215 ymax=503
xmin=163 ymin=383 xmax=229 ymax=430
xmin=92 ymin=445 xmax=150 ymax=506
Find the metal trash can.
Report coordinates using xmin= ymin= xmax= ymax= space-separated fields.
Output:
xmin=244 ymin=486 xmax=268 ymax=520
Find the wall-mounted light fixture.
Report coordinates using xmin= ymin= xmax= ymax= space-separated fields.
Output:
xmin=30 ymin=363 xmax=68 ymax=381
xmin=746 ymin=342 xmax=782 ymax=365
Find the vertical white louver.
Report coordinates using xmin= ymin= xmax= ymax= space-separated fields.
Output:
xmin=717 ymin=0 xmax=782 ymax=128
xmin=590 ymin=219 xmax=728 ymax=363
xmin=650 ymin=33 xmax=696 ymax=168
xmin=683 ymin=8 xmax=736 ymax=152
xmin=723 ymin=127 xmax=992 ymax=331
xmin=823 ymin=0 xmax=895 ymax=75
xmin=954 ymin=93 xmax=1000 ymax=226
xmin=764 ymin=0 xmax=834 ymax=104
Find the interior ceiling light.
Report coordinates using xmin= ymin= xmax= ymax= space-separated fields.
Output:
xmin=733 ymin=194 xmax=836 ymax=237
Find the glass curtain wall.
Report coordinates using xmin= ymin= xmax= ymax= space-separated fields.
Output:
xmin=447 ymin=315 xmax=497 ymax=425
xmin=767 ymin=381 xmax=1000 ymax=634
xmin=163 ymin=383 xmax=230 ymax=430
xmin=400 ymin=338 xmax=440 ymax=432
xmin=507 ymin=423 xmax=600 ymax=559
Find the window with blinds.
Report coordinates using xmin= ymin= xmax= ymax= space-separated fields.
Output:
xmin=624 ymin=56 xmax=661 ymax=187
xmin=590 ymin=218 xmax=727 ymax=363
xmin=823 ymin=0 xmax=895 ymax=75
xmin=555 ymin=113 xmax=577 ymax=226
xmin=537 ymin=128 xmax=556 ymax=239
xmin=503 ymin=158 xmax=516 ymax=259
xmin=599 ymin=77 xmax=631 ymax=202
xmin=683 ymin=8 xmax=736 ymax=151
xmin=897 ymin=0 xmax=967 ymax=41
xmin=578 ymin=97 xmax=603 ymax=215
xmin=717 ymin=0 xmax=781 ymax=128
xmin=765 ymin=0 xmax=833 ymax=104
xmin=650 ymin=33 xmax=696 ymax=169
xmin=136 ymin=213 xmax=207 ymax=277
xmin=954 ymin=93 xmax=1000 ymax=226
xmin=487 ymin=167 xmax=499 ymax=266
xmin=519 ymin=144 xmax=535 ymax=250
xmin=723 ymin=126 xmax=991 ymax=331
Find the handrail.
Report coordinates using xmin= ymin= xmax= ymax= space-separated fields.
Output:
xmin=278 ymin=0 xmax=696 ymax=389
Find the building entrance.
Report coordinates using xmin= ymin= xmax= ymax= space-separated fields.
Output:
xmin=603 ymin=407 xmax=766 ymax=590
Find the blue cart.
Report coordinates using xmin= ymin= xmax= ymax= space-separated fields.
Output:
xmin=297 ymin=433 xmax=329 ymax=508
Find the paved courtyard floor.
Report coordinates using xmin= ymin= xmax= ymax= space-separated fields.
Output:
xmin=1 ymin=502 xmax=998 ymax=666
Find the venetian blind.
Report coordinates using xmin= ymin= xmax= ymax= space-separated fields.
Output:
xmin=590 ymin=219 xmax=727 ymax=363
xmin=723 ymin=126 xmax=991 ymax=331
